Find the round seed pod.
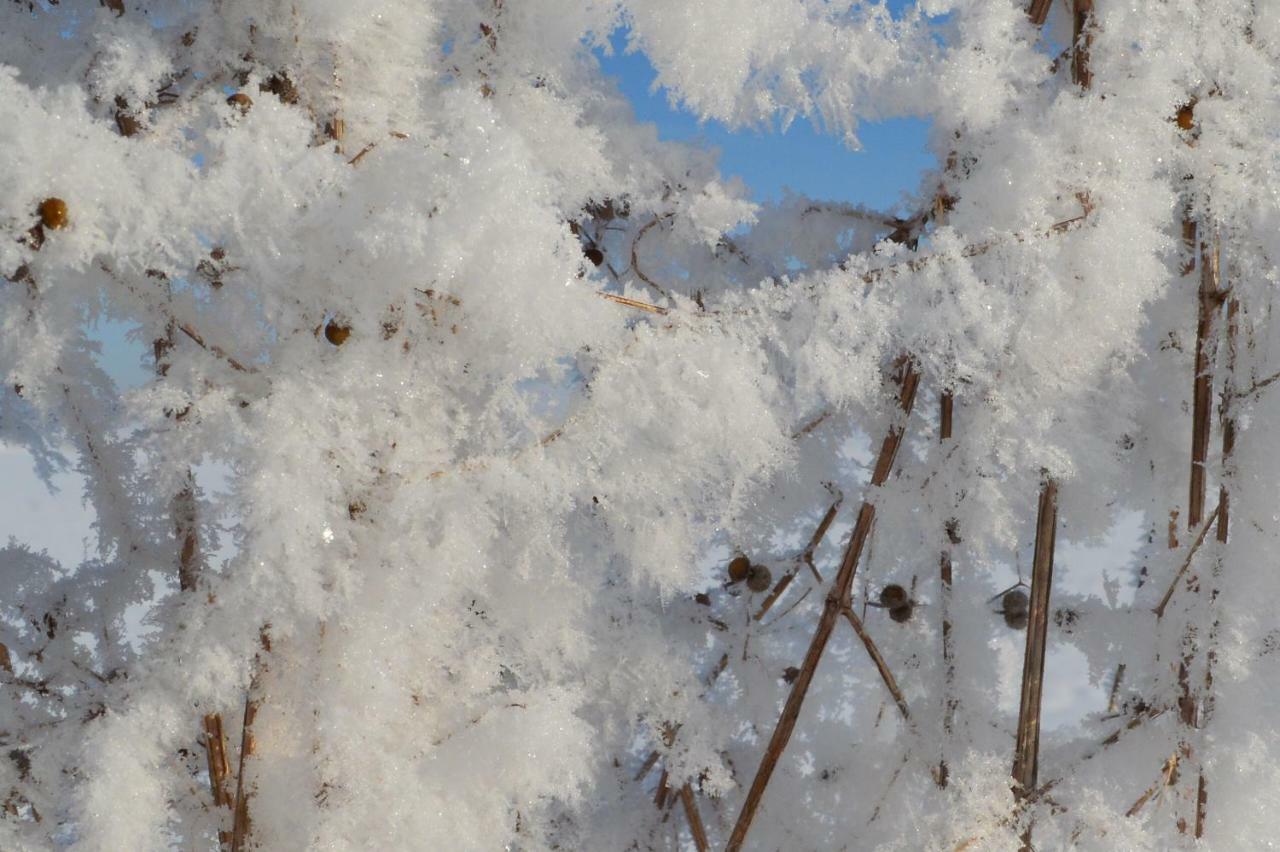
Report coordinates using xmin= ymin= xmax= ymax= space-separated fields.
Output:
xmin=879 ymin=584 xmax=908 ymax=609
xmin=38 ymin=198 xmax=69 ymax=230
xmin=889 ymin=602 xmax=914 ymax=624
xmin=227 ymin=93 xmax=254 ymax=114
xmin=746 ymin=563 xmax=772 ymax=593
xmin=1002 ymin=589 xmax=1029 ymax=617
xmin=727 ymin=555 xmax=750 ymax=584
xmin=1175 ymin=104 xmax=1195 ymax=131
xmin=1004 ymin=609 xmax=1029 ymax=631
xmin=324 ymin=320 xmax=352 ymax=346
xmin=583 ymin=247 xmax=604 ymax=266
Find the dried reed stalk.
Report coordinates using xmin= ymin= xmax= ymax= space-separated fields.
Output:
xmin=203 ymin=713 xmax=232 ymax=810
xmin=1189 ymin=236 xmax=1222 ymax=528
xmin=841 ymin=607 xmax=911 ymax=719
xmin=679 ymin=783 xmax=710 ymax=852
xmin=1011 ymin=477 xmax=1058 ymax=795
xmin=754 ymin=495 xmax=841 ymax=620
xmin=229 ymin=691 xmax=259 ymax=852
xmin=725 ymin=360 xmax=920 ymax=852
xmin=1152 ymin=502 xmax=1221 ymax=619
xmin=936 ymin=392 xmax=959 ymax=788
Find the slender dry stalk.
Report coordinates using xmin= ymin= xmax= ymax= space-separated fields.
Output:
xmin=1071 ymin=0 xmax=1095 ymax=88
xmin=679 ymin=783 xmax=710 ymax=852
xmin=1105 ymin=663 xmax=1126 ymax=714
xmin=1189 ymin=235 xmax=1222 ymax=528
xmin=203 ymin=713 xmax=232 ymax=808
xmin=173 ymin=472 xmax=201 ymax=592
xmin=1124 ymin=753 xmax=1180 ymax=818
xmin=754 ymin=495 xmax=841 ymax=620
xmin=1011 ymin=478 xmax=1058 ymax=795
xmin=1028 ymin=0 xmax=1053 ymax=26
xmin=937 ymin=391 xmax=958 ymax=787
xmin=725 ymin=360 xmax=920 ymax=852
xmin=841 ymin=607 xmax=911 ymax=719
xmin=1152 ymin=502 xmax=1221 ymax=619
xmin=229 ymin=691 xmax=259 ymax=852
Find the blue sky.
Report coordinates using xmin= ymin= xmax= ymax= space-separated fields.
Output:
xmin=595 ymin=31 xmax=936 ymax=211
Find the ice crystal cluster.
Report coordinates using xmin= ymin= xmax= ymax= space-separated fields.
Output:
xmin=2 ymin=0 xmax=1280 ymax=850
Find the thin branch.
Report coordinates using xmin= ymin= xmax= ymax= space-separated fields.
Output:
xmin=1012 ymin=477 xmax=1059 ymax=795
xmin=679 ymin=783 xmax=710 ymax=852
xmin=725 ymin=360 xmax=920 ymax=852
xmin=630 ymin=215 xmax=673 ymax=299
xmin=1152 ymin=502 xmax=1221 ymax=619
xmin=841 ymin=607 xmax=910 ymax=719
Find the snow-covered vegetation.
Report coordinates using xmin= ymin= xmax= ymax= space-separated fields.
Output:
xmin=3 ymin=1 xmax=1280 ymax=849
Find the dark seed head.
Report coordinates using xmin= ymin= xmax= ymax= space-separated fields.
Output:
xmin=1002 ymin=589 xmax=1029 ymax=617
xmin=889 ymin=602 xmax=914 ymax=623
xmin=584 ymin=247 xmax=604 ymax=267
xmin=746 ymin=564 xmax=772 ymax=593
xmin=727 ymin=555 xmax=750 ymax=583
xmin=879 ymin=584 xmax=908 ymax=609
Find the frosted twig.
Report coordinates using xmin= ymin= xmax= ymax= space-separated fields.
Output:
xmin=1012 ymin=478 xmax=1058 ymax=796
xmin=630 ymin=215 xmax=673 ymax=299
xmin=841 ymin=606 xmax=911 ymax=719
xmin=754 ymin=494 xmax=841 ymax=619
xmin=1123 ymin=753 xmax=1179 ymax=818
xmin=679 ymin=783 xmax=710 ymax=852
xmin=725 ymin=359 xmax=920 ymax=852
xmin=1152 ymin=502 xmax=1221 ymax=619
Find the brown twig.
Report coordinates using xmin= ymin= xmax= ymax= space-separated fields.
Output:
xmin=725 ymin=359 xmax=920 ymax=852
xmin=841 ymin=607 xmax=911 ymax=719
xmin=1189 ymin=235 xmax=1223 ymax=529
xmin=754 ymin=494 xmax=842 ymax=619
xmin=630 ymin=215 xmax=673 ymax=299
xmin=1152 ymin=502 xmax=1221 ymax=619
xmin=679 ymin=783 xmax=710 ymax=852
xmin=202 ymin=713 xmax=232 ymax=809
xmin=229 ymin=690 xmax=260 ymax=852
xmin=1012 ymin=477 xmax=1058 ymax=795
xmin=938 ymin=390 xmax=958 ymax=786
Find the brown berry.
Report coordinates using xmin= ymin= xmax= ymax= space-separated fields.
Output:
xmin=1175 ymin=104 xmax=1195 ymax=131
xmin=324 ymin=320 xmax=351 ymax=346
xmin=889 ymin=602 xmax=914 ymax=623
xmin=38 ymin=198 xmax=68 ymax=230
xmin=746 ymin=564 xmax=772 ymax=593
xmin=584 ymin=247 xmax=604 ymax=267
xmin=727 ymin=555 xmax=750 ymax=584
xmin=879 ymin=584 xmax=908 ymax=609
xmin=227 ymin=93 xmax=253 ymax=114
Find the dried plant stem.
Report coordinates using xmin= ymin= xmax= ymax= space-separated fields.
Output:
xmin=1189 ymin=235 xmax=1222 ymax=528
xmin=725 ymin=360 xmax=920 ymax=852
xmin=1012 ymin=477 xmax=1058 ymax=795
xmin=229 ymin=688 xmax=260 ymax=852
xmin=1071 ymin=0 xmax=1095 ymax=88
xmin=1124 ymin=753 xmax=1180 ymax=818
xmin=202 ymin=713 xmax=233 ymax=819
xmin=1152 ymin=502 xmax=1221 ymax=619
xmin=841 ymin=607 xmax=911 ymax=719
xmin=1027 ymin=0 xmax=1053 ymax=26
xmin=754 ymin=495 xmax=841 ymax=620
xmin=679 ymin=783 xmax=710 ymax=852
xmin=1105 ymin=663 xmax=1126 ymax=714
xmin=937 ymin=391 xmax=958 ymax=786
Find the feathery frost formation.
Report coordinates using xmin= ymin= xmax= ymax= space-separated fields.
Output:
xmin=2 ymin=1 xmax=1279 ymax=849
